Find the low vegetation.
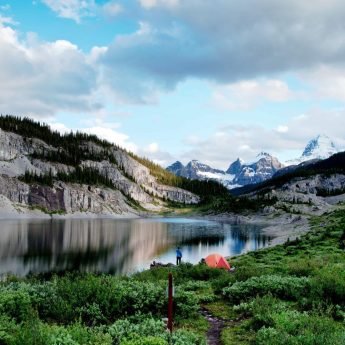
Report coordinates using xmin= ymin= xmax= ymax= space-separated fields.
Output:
xmin=0 ymin=210 xmax=344 ymax=344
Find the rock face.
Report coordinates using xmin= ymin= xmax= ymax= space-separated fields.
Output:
xmin=167 ymin=153 xmax=283 ymax=189
xmin=0 ymin=128 xmax=200 ymax=217
xmin=166 ymin=161 xmax=184 ymax=176
xmin=246 ymin=173 xmax=345 ymax=215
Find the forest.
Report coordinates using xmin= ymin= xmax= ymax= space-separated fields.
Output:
xmin=1 ymin=115 xmax=229 ymax=202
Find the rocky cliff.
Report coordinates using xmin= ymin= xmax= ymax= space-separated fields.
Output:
xmin=0 ymin=127 xmax=200 ymax=218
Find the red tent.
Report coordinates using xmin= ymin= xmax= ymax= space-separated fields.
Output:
xmin=205 ymin=254 xmax=231 ymax=270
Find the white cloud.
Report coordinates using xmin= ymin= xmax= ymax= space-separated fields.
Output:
xmin=42 ymin=0 xmax=123 ymax=22
xmin=0 ymin=15 xmax=17 ymax=26
xmin=102 ymin=1 xmax=123 ymax=18
xmin=276 ymin=125 xmax=289 ymax=133
xmin=139 ymin=142 xmax=174 ymax=166
xmin=146 ymin=142 xmax=159 ymax=153
xmin=41 ymin=0 xmax=96 ymax=23
xmin=301 ymin=65 xmax=345 ymax=102
xmin=212 ymin=79 xmax=295 ymax=111
xmin=0 ymin=21 xmax=100 ymax=117
xmin=83 ymin=126 xmax=138 ymax=152
xmin=139 ymin=0 xmax=180 ymax=9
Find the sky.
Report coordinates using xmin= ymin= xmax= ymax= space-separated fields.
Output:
xmin=1 ymin=0 xmax=345 ymax=170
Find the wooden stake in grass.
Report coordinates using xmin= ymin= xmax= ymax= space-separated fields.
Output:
xmin=168 ymin=272 xmax=173 ymax=333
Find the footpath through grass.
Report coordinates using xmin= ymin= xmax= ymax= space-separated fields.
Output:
xmin=0 ymin=210 xmax=344 ymax=344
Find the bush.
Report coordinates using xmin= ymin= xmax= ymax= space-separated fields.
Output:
xmin=172 ymin=329 xmax=206 ymax=345
xmin=122 ymin=337 xmax=167 ymax=345
xmin=311 ymin=266 xmax=345 ymax=305
xmin=223 ymin=275 xmax=311 ymax=303
xmin=255 ymin=310 xmax=345 ymax=345
xmin=0 ymin=288 xmax=32 ymax=322
xmin=25 ymin=275 xmax=166 ymax=325
xmin=174 ymin=290 xmax=199 ymax=319
xmin=108 ymin=317 xmax=168 ymax=344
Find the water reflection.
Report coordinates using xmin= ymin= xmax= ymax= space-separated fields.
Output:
xmin=0 ymin=218 xmax=272 ymax=276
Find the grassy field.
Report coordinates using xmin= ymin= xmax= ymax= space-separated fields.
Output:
xmin=0 ymin=210 xmax=344 ymax=344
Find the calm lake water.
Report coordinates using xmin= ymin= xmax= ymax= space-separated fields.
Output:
xmin=0 ymin=218 xmax=272 ymax=276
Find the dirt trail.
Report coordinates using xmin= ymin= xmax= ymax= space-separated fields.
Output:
xmin=200 ymin=308 xmax=227 ymax=345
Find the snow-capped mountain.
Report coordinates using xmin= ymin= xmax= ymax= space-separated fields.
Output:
xmin=286 ymin=134 xmax=338 ymax=166
xmin=167 ymin=160 xmax=236 ymax=186
xmin=167 ymin=153 xmax=283 ymax=189
xmin=229 ymin=152 xmax=283 ymax=186
xmin=167 ymin=135 xmax=340 ymax=190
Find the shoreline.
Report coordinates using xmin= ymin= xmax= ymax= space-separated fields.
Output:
xmin=194 ymin=211 xmax=312 ymax=248
xmin=0 ymin=207 xmax=312 ymax=247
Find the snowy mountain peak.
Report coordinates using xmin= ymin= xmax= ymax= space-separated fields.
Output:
xmin=286 ymin=134 xmax=338 ymax=166
xmin=302 ymin=134 xmax=337 ymax=159
xmin=256 ymin=152 xmax=274 ymax=161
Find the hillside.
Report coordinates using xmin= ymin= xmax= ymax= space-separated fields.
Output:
xmin=0 ymin=115 xmax=228 ymax=217
xmin=232 ymin=150 xmax=345 ymax=196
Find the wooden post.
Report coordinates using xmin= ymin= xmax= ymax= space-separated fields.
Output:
xmin=168 ymin=272 xmax=173 ymax=333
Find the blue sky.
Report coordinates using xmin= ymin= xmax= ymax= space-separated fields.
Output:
xmin=1 ymin=0 xmax=345 ymax=169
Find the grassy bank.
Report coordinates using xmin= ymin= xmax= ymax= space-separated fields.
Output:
xmin=0 ymin=210 xmax=344 ymax=344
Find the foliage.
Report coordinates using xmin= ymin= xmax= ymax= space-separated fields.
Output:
xmin=0 ymin=115 xmax=113 ymax=151
xmin=223 ymin=275 xmax=311 ymax=303
xmin=255 ymin=310 xmax=345 ymax=345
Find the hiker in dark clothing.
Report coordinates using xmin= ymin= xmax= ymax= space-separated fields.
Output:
xmin=176 ymin=247 xmax=182 ymax=266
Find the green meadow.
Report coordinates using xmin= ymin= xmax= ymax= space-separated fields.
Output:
xmin=0 ymin=209 xmax=344 ymax=344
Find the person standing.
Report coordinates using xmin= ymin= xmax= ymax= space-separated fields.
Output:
xmin=176 ymin=247 xmax=182 ymax=266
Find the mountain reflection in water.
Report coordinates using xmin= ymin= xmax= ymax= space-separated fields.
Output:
xmin=0 ymin=218 xmax=272 ymax=276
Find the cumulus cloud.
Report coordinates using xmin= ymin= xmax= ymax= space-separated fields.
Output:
xmin=301 ymin=66 xmax=345 ymax=102
xmin=95 ymin=0 xmax=345 ymax=101
xmin=42 ymin=0 xmax=123 ymax=22
xmin=0 ymin=22 xmax=100 ymax=117
xmin=139 ymin=142 xmax=174 ymax=166
xmin=212 ymin=79 xmax=295 ymax=111
xmin=139 ymin=0 xmax=180 ymax=9
xmin=41 ymin=0 xmax=96 ymax=23
xmin=102 ymin=1 xmax=123 ymax=18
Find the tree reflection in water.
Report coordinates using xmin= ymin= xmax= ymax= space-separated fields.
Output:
xmin=0 ymin=218 xmax=272 ymax=276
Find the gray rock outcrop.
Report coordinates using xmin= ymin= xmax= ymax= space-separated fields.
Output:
xmin=0 ymin=128 xmax=200 ymax=217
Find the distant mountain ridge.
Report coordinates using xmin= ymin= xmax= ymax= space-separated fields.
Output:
xmin=167 ymin=135 xmax=340 ymax=189
xmin=167 ymin=152 xmax=283 ymax=189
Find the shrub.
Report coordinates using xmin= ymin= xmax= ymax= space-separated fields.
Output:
xmin=311 ymin=266 xmax=345 ymax=305
xmin=174 ymin=290 xmax=199 ymax=319
xmin=122 ymin=337 xmax=167 ymax=345
xmin=171 ymin=329 xmax=206 ymax=345
xmin=0 ymin=288 xmax=32 ymax=322
xmin=108 ymin=317 xmax=168 ymax=345
xmin=223 ymin=275 xmax=311 ymax=303
xmin=255 ymin=310 xmax=345 ymax=345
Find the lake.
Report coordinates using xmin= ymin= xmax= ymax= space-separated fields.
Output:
xmin=0 ymin=217 xmax=272 ymax=276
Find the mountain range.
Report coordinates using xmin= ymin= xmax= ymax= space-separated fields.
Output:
xmin=167 ymin=134 xmax=339 ymax=189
